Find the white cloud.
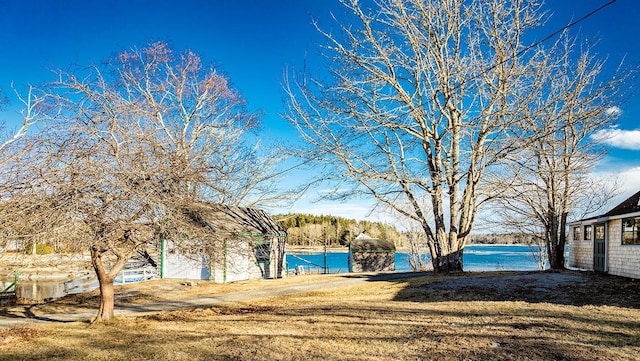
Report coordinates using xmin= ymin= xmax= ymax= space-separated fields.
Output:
xmin=592 ymin=128 xmax=640 ymax=150
xmin=605 ymin=106 xmax=623 ymax=117
xmin=618 ymin=167 xmax=640 ymax=193
xmin=588 ymin=165 xmax=640 ymax=209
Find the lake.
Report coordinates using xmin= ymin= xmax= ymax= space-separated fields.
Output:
xmin=287 ymin=244 xmax=545 ymax=273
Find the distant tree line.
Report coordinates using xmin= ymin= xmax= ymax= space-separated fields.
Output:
xmin=275 ymin=213 xmax=542 ymax=248
xmin=274 ymin=213 xmax=403 ymax=247
xmin=468 ymin=233 xmax=541 ymax=245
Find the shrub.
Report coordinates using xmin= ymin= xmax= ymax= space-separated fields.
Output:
xmin=35 ymin=244 xmax=54 ymax=255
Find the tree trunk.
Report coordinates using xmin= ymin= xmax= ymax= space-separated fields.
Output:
xmin=95 ymin=279 xmax=115 ymax=322
xmin=90 ymin=246 xmax=130 ymax=323
xmin=549 ymin=213 xmax=568 ymax=270
xmin=545 ymin=212 xmax=568 ymax=270
xmin=432 ymin=249 xmax=464 ymax=273
xmin=549 ymin=245 xmax=565 ymax=270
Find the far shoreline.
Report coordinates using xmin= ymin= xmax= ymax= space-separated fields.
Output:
xmin=286 ymin=243 xmax=536 ymax=254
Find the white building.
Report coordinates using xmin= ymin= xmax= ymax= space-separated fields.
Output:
xmin=160 ymin=204 xmax=287 ymax=283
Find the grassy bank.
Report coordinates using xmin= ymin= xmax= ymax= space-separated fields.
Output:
xmin=1 ymin=271 xmax=639 ymax=360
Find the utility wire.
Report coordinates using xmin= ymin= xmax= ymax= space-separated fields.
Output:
xmin=279 ymin=0 xmax=619 ymax=177
xmin=475 ymin=0 xmax=618 ymax=83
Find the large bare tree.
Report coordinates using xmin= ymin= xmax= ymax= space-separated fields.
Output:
xmin=489 ymin=36 xmax=628 ymax=269
xmin=0 ymin=42 xmax=283 ymax=322
xmin=284 ymin=0 xmax=594 ymax=272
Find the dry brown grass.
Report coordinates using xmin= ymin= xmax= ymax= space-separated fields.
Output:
xmin=1 ymin=271 xmax=639 ymax=361
xmin=28 ymin=274 xmax=335 ymax=314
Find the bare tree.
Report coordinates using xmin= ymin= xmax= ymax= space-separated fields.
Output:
xmin=403 ymin=224 xmax=431 ymax=272
xmin=284 ymin=0 xmax=601 ymax=272
xmin=0 ymin=42 xmax=284 ymax=322
xmin=0 ymin=86 xmax=58 ymax=254
xmin=530 ymin=240 xmax=548 ymax=271
xmin=0 ymin=85 xmax=52 ymax=154
xmin=489 ymin=35 xmax=627 ymax=269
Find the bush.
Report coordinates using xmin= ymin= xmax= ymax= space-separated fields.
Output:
xmin=35 ymin=244 xmax=54 ymax=255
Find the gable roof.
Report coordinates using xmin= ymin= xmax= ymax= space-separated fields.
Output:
xmin=350 ymin=237 xmax=396 ymax=251
xmin=187 ymin=203 xmax=287 ymax=238
xmin=602 ymin=189 xmax=640 ymax=218
xmin=572 ymin=189 xmax=640 ymax=225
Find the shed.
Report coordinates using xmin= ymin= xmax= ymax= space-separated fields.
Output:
xmin=161 ymin=204 xmax=287 ymax=283
xmin=568 ymin=189 xmax=640 ymax=279
xmin=348 ymin=234 xmax=396 ymax=272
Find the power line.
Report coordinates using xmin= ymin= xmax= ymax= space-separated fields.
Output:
xmin=534 ymin=0 xmax=617 ymax=50
xmin=280 ymin=0 xmax=619 ymax=176
xmin=476 ymin=0 xmax=618 ymax=80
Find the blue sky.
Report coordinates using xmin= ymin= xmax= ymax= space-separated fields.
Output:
xmin=1 ymin=0 xmax=639 ymax=221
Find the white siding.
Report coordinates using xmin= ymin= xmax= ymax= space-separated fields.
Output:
xmin=162 ymin=237 xmax=286 ymax=283
xmin=209 ymin=241 xmax=263 ymax=283
xmin=569 ymin=219 xmax=640 ymax=279
xmin=163 ymin=244 xmax=210 ymax=280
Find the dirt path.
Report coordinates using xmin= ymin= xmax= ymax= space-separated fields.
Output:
xmin=0 ymin=272 xmax=430 ymax=328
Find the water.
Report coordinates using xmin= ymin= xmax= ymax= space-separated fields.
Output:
xmin=462 ymin=245 xmax=544 ymax=271
xmin=287 ymin=244 xmax=544 ymax=274
xmin=15 ymin=277 xmax=97 ymax=302
xmin=0 ymin=267 xmax=157 ymax=302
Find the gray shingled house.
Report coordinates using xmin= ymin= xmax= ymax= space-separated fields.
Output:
xmin=348 ymin=233 xmax=396 ymax=272
xmin=569 ymin=190 xmax=640 ymax=279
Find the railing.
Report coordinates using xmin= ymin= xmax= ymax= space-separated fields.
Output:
xmin=288 ymin=253 xmax=326 ymax=274
xmin=0 ymin=270 xmax=18 ymax=303
xmin=115 ymin=266 xmax=158 ymax=285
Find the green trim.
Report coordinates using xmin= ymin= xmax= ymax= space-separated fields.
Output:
xmin=223 ymin=239 xmax=227 ymax=283
xmin=159 ymin=239 xmax=165 ymax=279
xmin=2 ymin=271 xmax=18 ymax=292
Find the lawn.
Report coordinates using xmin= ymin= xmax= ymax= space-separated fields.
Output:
xmin=1 ymin=271 xmax=639 ymax=360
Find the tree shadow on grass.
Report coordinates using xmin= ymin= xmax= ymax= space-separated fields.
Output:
xmin=387 ymin=270 xmax=640 ymax=309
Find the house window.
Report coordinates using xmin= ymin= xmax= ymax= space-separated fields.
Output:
xmin=594 ymin=224 xmax=605 ymax=240
xmin=573 ymin=226 xmax=581 ymax=241
xmin=584 ymin=225 xmax=592 ymax=240
xmin=254 ymin=241 xmax=271 ymax=262
xmin=622 ymin=217 xmax=640 ymax=245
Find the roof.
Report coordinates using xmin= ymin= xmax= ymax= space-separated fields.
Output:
xmin=571 ymin=189 xmax=640 ymax=225
xmin=602 ymin=189 xmax=640 ymax=217
xmin=355 ymin=233 xmax=373 ymax=240
xmin=186 ymin=203 xmax=287 ymax=237
xmin=350 ymin=238 xmax=396 ymax=251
